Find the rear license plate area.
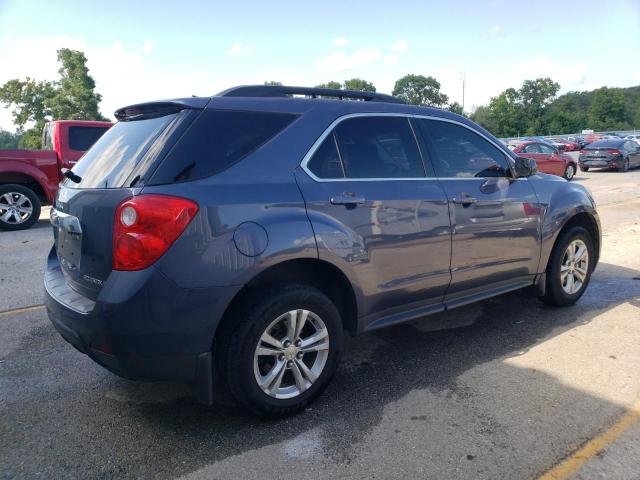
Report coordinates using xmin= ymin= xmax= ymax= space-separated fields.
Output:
xmin=51 ymin=209 xmax=83 ymax=270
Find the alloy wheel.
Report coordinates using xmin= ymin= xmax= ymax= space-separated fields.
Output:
xmin=560 ymin=239 xmax=589 ymax=295
xmin=0 ymin=192 xmax=33 ymax=225
xmin=253 ymin=309 xmax=330 ymax=399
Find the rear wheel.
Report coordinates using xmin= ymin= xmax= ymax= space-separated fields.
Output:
xmin=0 ymin=184 xmax=41 ymax=231
xmin=542 ymin=226 xmax=594 ymax=306
xmin=620 ymin=157 xmax=630 ymax=172
xmin=220 ymin=285 xmax=343 ymax=416
xmin=563 ymin=163 xmax=576 ymax=180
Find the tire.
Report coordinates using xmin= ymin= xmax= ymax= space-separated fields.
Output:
xmin=580 ymin=166 xmax=589 ymax=172
xmin=0 ymin=184 xmax=41 ymax=231
xmin=563 ymin=163 xmax=576 ymax=180
xmin=219 ymin=284 xmax=344 ymax=417
xmin=620 ymin=157 xmax=629 ymax=172
xmin=542 ymin=226 xmax=594 ymax=307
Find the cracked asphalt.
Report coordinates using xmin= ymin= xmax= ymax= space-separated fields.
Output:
xmin=1 ymin=163 xmax=639 ymax=479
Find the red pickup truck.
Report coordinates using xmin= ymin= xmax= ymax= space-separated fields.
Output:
xmin=0 ymin=120 xmax=112 ymax=230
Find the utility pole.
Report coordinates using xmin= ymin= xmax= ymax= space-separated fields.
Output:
xmin=461 ymin=71 xmax=466 ymax=112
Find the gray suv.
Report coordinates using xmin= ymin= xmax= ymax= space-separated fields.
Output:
xmin=45 ymin=85 xmax=601 ymax=416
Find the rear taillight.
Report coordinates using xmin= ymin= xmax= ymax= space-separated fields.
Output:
xmin=608 ymin=149 xmax=621 ymax=156
xmin=113 ymin=194 xmax=199 ymax=271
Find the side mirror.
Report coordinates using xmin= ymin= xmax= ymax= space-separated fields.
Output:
xmin=515 ymin=157 xmax=538 ymax=177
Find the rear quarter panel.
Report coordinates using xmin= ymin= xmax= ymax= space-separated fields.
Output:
xmin=0 ymin=150 xmax=59 ymax=201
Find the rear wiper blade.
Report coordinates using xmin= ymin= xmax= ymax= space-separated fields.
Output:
xmin=61 ymin=168 xmax=82 ymax=184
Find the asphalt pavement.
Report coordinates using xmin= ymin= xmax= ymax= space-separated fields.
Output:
xmin=1 ymin=165 xmax=639 ymax=479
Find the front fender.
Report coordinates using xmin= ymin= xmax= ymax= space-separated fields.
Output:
xmin=530 ymin=175 xmax=600 ymax=272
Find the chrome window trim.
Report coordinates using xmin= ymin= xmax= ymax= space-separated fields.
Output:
xmin=299 ymin=112 xmax=519 ymax=182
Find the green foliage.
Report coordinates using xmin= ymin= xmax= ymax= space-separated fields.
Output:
xmin=447 ymin=102 xmax=464 ymax=115
xmin=343 ymin=78 xmax=376 ymax=92
xmin=0 ymin=129 xmax=23 ymax=149
xmin=472 ymin=79 xmax=639 ymax=137
xmin=0 ymin=48 xmax=107 ymax=147
xmin=392 ymin=74 xmax=448 ymax=107
xmin=315 ymin=81 xmax=342 ymax=90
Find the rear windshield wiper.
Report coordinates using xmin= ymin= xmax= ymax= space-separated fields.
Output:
xmin=61 ymin=168 xmax=82 ymax=184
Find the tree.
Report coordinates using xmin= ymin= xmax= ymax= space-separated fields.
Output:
xmin=447 ymin=102 xmax=464 ymax=115
xmin=343 ymin=78 xmax=376 ymax=92
xmin=589 ymin=87 xmax=632 ymax=131
xmin=519 ymin=78 xmax=560 ymax=133
xmin=392 ymin=74 xmax=448 ymax=107
xmin=0 ymin=129 xmax=22 ymax=149
xmin=0 ymin=48 xmax=107 ymax=148
xmin=264 ymin=81 xmax=282 ymax=86
xmin=487 ymin=88 xmax=525 ymax=137
xmin=315 ymin=81 xmax=342 ymax=90
xmin=50 ymin=49 xmax=107 ymax=121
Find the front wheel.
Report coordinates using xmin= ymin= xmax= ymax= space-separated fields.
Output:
xmin=0 ymin=184 xmax=41 ymax=231
xmin=542 ymin=226 xmax=594 ymax=306
xmin=563 ymin=163 xmax=576 ymax=180
xmin=221 ymin=285 xmax=343 ymax=416
xmin=580 ymin=166 xmax=589 ymax=172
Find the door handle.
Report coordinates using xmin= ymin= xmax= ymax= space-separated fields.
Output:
xmin=330 ymin=193 xmax=366 ymax=206
xmin=451 ymin=193 xmax=477 ymax=205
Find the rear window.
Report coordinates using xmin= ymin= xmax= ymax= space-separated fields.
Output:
xmin=586 ymin=140 xmax=624 ymax=149
xmin=149 ymin=109 xmax=298 ymax=184
xmin=70 ymin=113 xmax=178 ymax=188
xmin=68 ymin=126 xmax=110 ymax=151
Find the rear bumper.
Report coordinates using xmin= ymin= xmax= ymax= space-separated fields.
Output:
xmin=44 ymin=247 xmax=240 ymax=404
xmin=579 ymin=158 xmax=623 ymax=169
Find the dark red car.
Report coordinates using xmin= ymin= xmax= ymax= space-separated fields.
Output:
xmin=510 ymin=141 xmax=577 ymax=180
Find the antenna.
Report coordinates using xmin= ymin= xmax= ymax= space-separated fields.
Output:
xmin=461 ymin=71 xmax=466 ymax=112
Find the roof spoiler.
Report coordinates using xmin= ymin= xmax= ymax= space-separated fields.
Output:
xmin=217 ymin=85 xmax=404 ymax=104
xmin=114 ymin=98 xmax=210 ymax=121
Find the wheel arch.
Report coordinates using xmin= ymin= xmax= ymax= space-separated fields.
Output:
xmin=545 ymin=211 xmax=601 ymax=272
xmin=0 ymin=172 xmax=48 ymax=203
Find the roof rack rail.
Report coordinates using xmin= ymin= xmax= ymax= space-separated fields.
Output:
xmin=217 ymin=85 xmax=404 ymax=104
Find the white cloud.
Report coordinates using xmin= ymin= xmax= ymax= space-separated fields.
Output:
xmin=316 ymin=47 xmax=382 ymax=73
xmin=0 ymin=35 xmax=215 ymax=131
xmin=391 ymin=39 xmax=409 ymax=53
xmin=490 ymin=25 xmax=502 ymax=35
xmin=511 ymin=57 xmax=587 ymax=87
xmin=383 ymin=55 xmax=399 ymax=66
xmin=333 ymin=37 xmax=349 ymax=47
xmin=227 ymin=43 xmax=255 ymax=56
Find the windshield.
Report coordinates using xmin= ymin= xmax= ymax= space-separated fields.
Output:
xmin=68 ymin=114 xmax=177 ymax=188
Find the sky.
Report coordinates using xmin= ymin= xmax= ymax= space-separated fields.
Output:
xmin=0 ymin=0 xmax=639 ymax=132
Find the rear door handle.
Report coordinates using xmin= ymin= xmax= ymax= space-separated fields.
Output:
xmin=331 ymin=193 xmax=366 ymax=206
xmin=451 ymin=193 xmax=477 ymax=205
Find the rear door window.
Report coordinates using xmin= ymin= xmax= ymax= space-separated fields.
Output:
xmin=150 ymin=110 xmax=298 ymax=184
xmin=307 ymin=133 xmax=345 ymax=179
xmin=332 ymin=116 xmax=425 ymax=179
xmin=68 ymin=126 xmax=110 ymax=151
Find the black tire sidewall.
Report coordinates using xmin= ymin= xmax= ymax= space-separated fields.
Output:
xmin=545 ymin=226 xmax=594 ymax=306
xmin=224 ymin=285 xmax=344 ymax=416
xmin=0 ymin=184 xmax=41 ymax=231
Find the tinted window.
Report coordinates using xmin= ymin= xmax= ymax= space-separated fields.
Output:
xmin=71 ymin=113 xmax=178 ymax=188
xmin=417 ymin=120 xmax=510 ymax=178
xmin=333 ymin=116 xmax=425 ymax=179
xmin=307 ymin=133 xmax=344 ymax=179
xmin=151 ymin=110 xmax=298 ymax=183
xmin=68 ymin=126 xmax=110 ymax=151
xmin=523 ymin=143 xmax=541 ymax=153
